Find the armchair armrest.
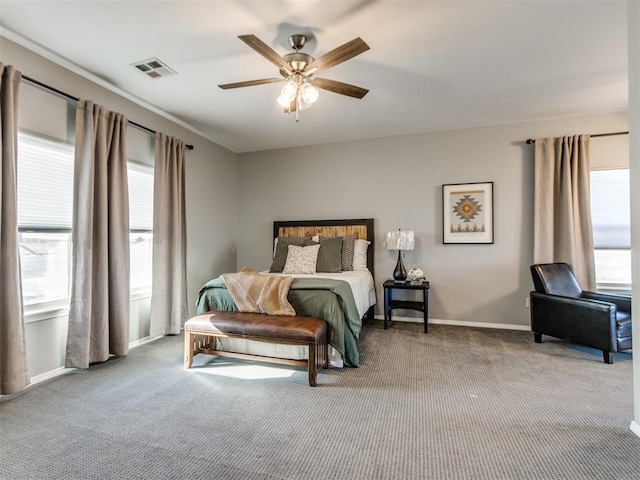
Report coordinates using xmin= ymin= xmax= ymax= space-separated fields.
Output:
xmin=530 ymin=291 xmax=617 ymax=352
xmin=581 ymin=291 xmax=631 ymax=313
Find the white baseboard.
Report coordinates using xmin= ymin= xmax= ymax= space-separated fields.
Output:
xmin=26 ymin=336 xmax=159 ymax=388
xmin=128 ymin=336 xmax=152 ymax=349
xmin=631 ymin=421 xmax=640 ymax=439
xmin=30 ymin=366 xmax=74 ymax=386
xmin=374 ymin=314 xmax=530 ymax=332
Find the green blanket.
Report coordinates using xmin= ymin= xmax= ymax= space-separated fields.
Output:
xmin=196 ymin=276 xmax=363 ymax=367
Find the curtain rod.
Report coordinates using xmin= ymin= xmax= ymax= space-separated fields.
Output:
xmin=525 ymin=131 xmax=628 ymax=145
xmin=21 ymin=75 xmax=194 ymax=150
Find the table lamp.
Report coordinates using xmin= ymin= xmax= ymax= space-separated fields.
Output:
xmin=384 ymin=229 xmax=415 ymax=282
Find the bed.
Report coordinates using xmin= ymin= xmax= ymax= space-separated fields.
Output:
xmin=195 ymin=218 xmax=376 ymax=367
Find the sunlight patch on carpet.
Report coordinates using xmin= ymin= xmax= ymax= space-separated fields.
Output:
xmin=189 ymin=363 xmax=297 ymax=380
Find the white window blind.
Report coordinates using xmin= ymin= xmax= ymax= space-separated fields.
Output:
xmin=17 ymin=133 xmax=74 ymax=229
xmin=128 ymin=161 xmax=154 ymax=291
xmin=590 ymin=169 xmax=630 ymax=249
xmin=17 ymin=132 xmax=74 ymax=305
xmin=128 ymin=161 xmax=154 ymax=231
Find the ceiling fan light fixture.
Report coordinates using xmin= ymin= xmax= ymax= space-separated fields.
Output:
xmin=276 ymin=93 xmax=292 ymax=108
xmin=277 ymin=79 xmax=298 ymax=107
xmin=300 ymin=83 xmax=319 ymax=105
xmin=297 ymin=95 xmax=312 ymax=111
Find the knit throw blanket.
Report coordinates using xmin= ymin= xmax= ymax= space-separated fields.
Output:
xmin=220 ymin=267 xmax=296 ymax=316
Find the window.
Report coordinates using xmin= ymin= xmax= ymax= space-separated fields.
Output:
xmin=17 ymin=133 xmax=74 ymax=307
xmin=17 ymin=131 xmax=156 ymax=309
xmin=128 ymin=161 xmax=154 ymax=293
xmin=590 ymin=168 xmax=631 ymax=292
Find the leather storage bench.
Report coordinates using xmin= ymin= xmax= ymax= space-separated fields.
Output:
xmin=184 ymin=310 xmax=328 ymax=386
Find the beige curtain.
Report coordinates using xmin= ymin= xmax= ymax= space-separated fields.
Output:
xmin=533 ymin=135 xmax=596 ymax=290
xmin=0 ymin=64 xmax=30 ymax=394
xmin=149 ymin=132 xmax=188 ymax=338
xmin=66 ymin=100 xmax=130 ymax=369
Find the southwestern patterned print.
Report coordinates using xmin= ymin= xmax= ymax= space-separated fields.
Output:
xmin=450 ymin=189 xmax=486 ymax=233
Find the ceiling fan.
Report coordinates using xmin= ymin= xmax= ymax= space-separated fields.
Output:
xmin=218 ymin=34 xmax=370 ymax=116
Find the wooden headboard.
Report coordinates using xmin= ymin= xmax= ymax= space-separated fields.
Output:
xmin=273 ymin=218 xmax=375 ymax=280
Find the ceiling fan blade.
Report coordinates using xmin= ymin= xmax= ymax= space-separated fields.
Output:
xmin=218 ymin=78 xmax=284 ymax=89
xmin=310 ymin=78 xmax=369 ymax=99
xmin=284 ymin=99 xmax=297 ymax=113
xmin=306 ymin=37 xmax=370 ymax=74
xmin=238 ymin=34 xmax=290 ymax=72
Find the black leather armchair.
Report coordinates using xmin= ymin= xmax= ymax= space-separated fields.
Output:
xmin=530 ymin=263 xmax=632 ymax=363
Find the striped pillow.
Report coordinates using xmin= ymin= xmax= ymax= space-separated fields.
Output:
xmin=341 ymin=235 xmax=357 ymax=271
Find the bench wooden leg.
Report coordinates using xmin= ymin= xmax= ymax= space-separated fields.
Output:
xmin=184 ymin=331 xmax=194 ymax=369
xmin=308 ymin=342 xmax=318 ymax=386
xmin=324 ymin=341 xmax=328 ymax=368
xmin=322 ymin=333 xmax=328 ymax=368
xmin=307 ymin=335 xmax=328 ymax=386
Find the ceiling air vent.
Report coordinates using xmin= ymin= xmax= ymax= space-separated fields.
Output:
xmin=131 ymin=57 xmax=177 ymax=79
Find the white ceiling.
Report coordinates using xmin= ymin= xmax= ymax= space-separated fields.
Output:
xmin=0 ymin=0 xmax=629 ymax=153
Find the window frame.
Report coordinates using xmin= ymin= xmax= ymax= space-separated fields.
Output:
xmin=17 ymin=131 xmax=157 ymax=316
xmin=17 ymin=131 xmax=75 ymax=319
xmin=127 ymin=157 xmax=154 ymax=297
xmin=590 ymin=167 xmax=631 ymax=293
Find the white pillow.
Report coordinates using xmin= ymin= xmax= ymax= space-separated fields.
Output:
xmin=283 ymin=244 xmax=321 ymax=274
xmin=352 ymin=239 xmax=370 ymax=271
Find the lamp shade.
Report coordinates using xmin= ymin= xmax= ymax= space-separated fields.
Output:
xmin=384 ymin=230 xmax=415 ymax=251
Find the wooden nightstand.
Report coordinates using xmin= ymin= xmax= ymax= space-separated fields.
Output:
xmin=383 ymin=279 xmax=430 ymax=333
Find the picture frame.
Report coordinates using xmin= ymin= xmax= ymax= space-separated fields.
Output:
xmin=442 ymin=181 xmax=494 ymax=244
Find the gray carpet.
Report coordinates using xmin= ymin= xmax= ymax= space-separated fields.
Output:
xmin=1 ymin=321 xmax=639 ymax=480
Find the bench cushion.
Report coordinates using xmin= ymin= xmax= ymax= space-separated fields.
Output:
xmin=185 ymin=311 xmax=327 ymax=343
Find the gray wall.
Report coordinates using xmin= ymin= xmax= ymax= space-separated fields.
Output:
xmin=627 ymin=0 xmax=640 ymax=437
xmin=2 ymin=36 xmax=238 ymax=378
xmin=237 ymin=112 xmax=628 ymax=328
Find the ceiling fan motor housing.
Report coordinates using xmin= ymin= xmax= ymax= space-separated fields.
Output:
xmin=281 ymin=52 xmax=314 ymax=76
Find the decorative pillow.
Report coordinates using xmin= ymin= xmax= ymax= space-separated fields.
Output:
xmin=352 ymin=239 xmax=370 ymax=271
xmin=269 ymin=236 xmax=312 ymax=272
xmin=283 ymin=244 xmax=321 ymax=274
xmin=316 ymin=236 xmax=343 ymax=273
xmin=340 ymin=235 xmax=357 ymax=271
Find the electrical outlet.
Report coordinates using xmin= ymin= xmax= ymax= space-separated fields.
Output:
xmin=525 ymin=297 xmax=530 ymax=308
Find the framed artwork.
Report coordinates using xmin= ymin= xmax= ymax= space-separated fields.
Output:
xmin=442 ymin=181 xmax=494 ymax=244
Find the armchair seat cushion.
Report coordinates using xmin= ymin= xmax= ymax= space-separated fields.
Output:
xmin=617 ymin=312 xmax=632 ymax=340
